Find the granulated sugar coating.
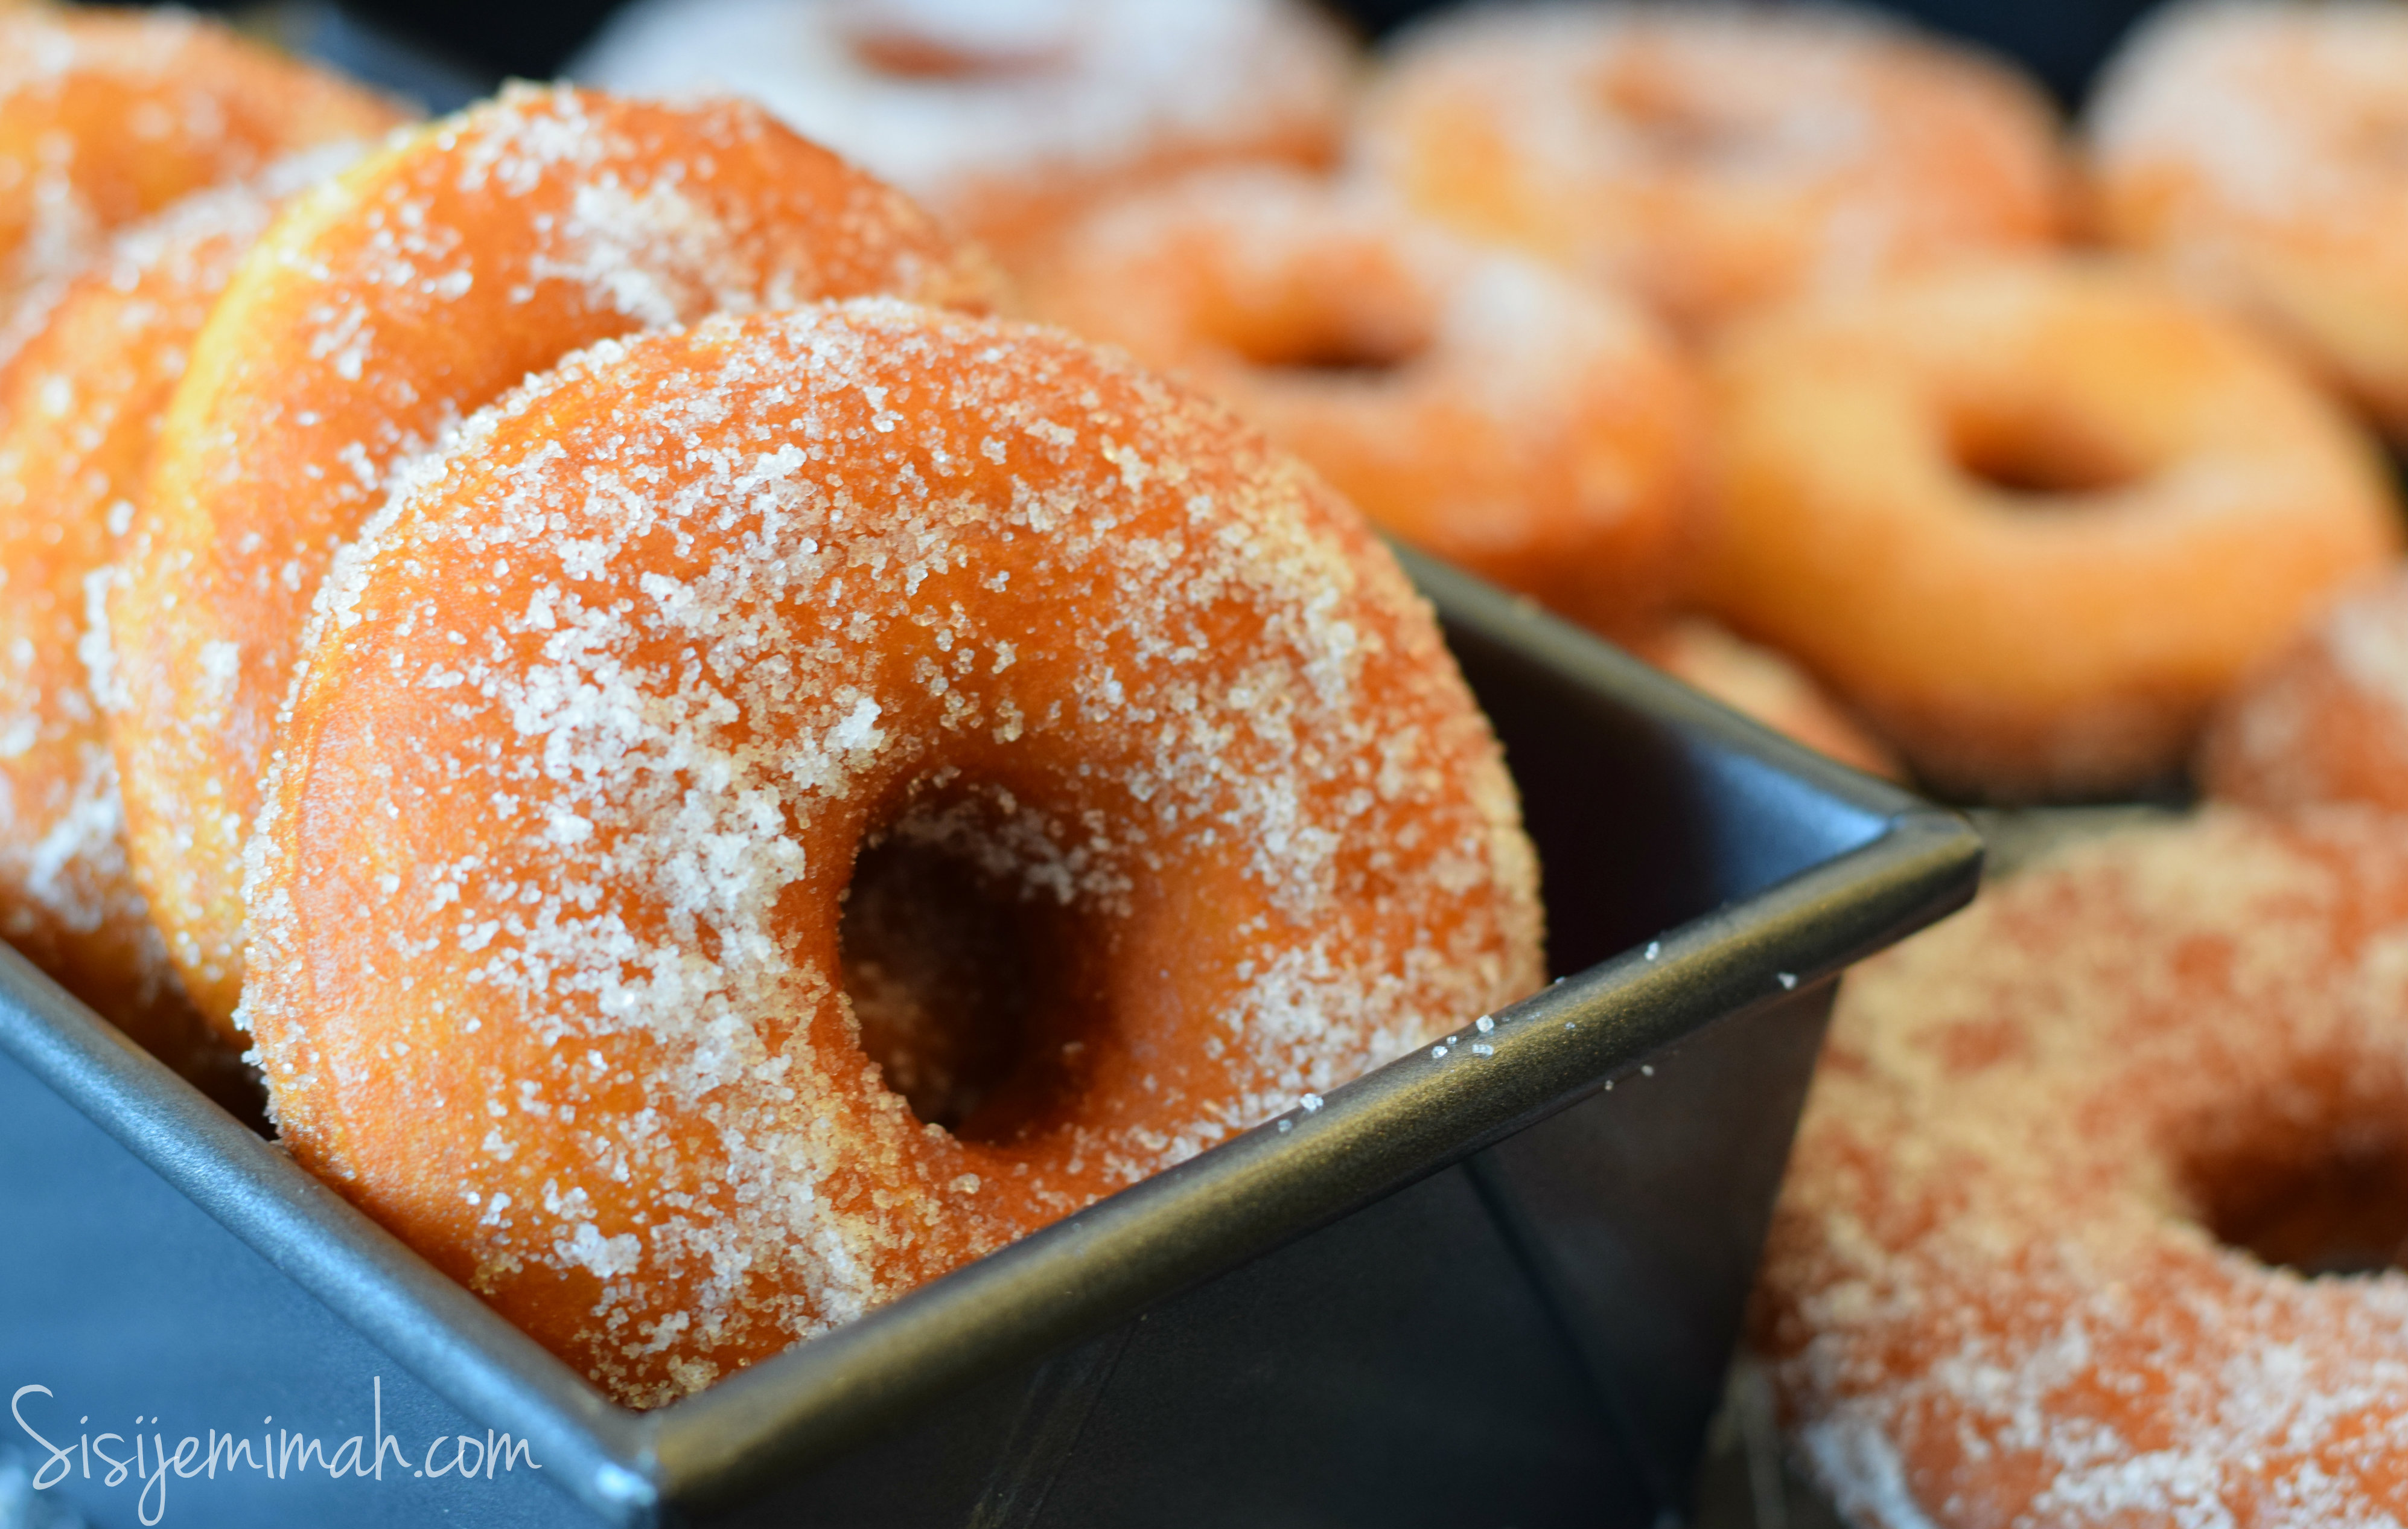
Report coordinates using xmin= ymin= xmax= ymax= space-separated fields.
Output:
xmin=240 ymin=302 xmax=1544 ymax=1408
xmin=1758 ymin=809 xmax=2408 ymax=1528
xmin=107 ymin=85 xmax=1000 ymax=1034
xmin=2089 ymin=1 xmax=2408 ymax=435
xmin=1024 ymin=165 xmax=1705 ymax=640
xmin=0 ymin=151 xmax=359 ymax=1088
xmin=0 ymin=7 xmax=405 ymax=345
xmin=569 ymin=0 xmax=1354 ymax=268
xmin=1358 ymin=2 xmax=2066 ymax=336
xmin=2200 ymin=573 xmax=2408 ymax=817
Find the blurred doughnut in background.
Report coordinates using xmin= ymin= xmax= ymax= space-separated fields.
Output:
xmin=1632 ymin=619 xmax=1902 ymax=781
xmin=0 ymin=5 xmax=405 ymax=353
xmin=2200 ymin=570 xmax=2408 ymax=816
xmin=1355 ymin=2 xmax=2070 ymax=336
xmin=1025 ymin=166 xmax=1705 ymax=640
xmin=2091 ymin=0 xmax=2408 ymax=441
xmin=567 ymin=0 xmax=1356 ymax=270
xmin=1698 ymin=257 xmax=2401 ymax=800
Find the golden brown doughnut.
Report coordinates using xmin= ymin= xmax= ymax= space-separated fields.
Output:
xmin=1358 ymin=2 xmax=2068 ymax=335
xmin=242 ymin=302 xmax=1545 ymax=1406
xmin=1631 ymin=618 xmax=1899 ymax=779
xmin=2091 ymin=0 xmax=2408 ymax=438
xmin=1760 ymin=809 xmax=2408 ymax=1528
xmin=1025 ymin=167 xmax=1706 ymax=637
xmin=1699 ymin=259 xmax=2400 ymax=799
xmin=0 ymin=152 xmax=355 ymax=1087
xmin=107 ymin=85 xmax=1000 ymax=1032
xmin=2200 ymin=570 xmax=2408 ymax=815
xmin=568 ymin=0 xmax=1357 ymax=272
xmin=0 ymin=7 xmax=405 ymax=349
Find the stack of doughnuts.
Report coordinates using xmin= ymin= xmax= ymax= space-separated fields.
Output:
xmin=3 ymin=17 xmax=1542 ymax=1408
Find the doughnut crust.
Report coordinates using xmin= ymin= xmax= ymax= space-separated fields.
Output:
xmin=108 ymin=85 xmax=1000 ymax=1031
xmin=1027 ymin=167 xmax=1705 ymax=638
xmin=2200 ymin=572 xmax=2408 ymax=815
xmin=0 ymin=7 xmax=404 ymax=340
xmin=0 ymin=157 xmax=353 ymax=1084
xmin=1699 ymin=259 xmax=2400 ymax=799
xmin=241 ymin=303 xmax=1544 ymax=1407
xmin=1760 ymin=811 xmax=2408 ymax=1529
xmin=569 ymin=0 xmax=1355 ymax=270
xmin=2091 ymin=0 xmax=2408 ymax=438
xmin=1360 ymin=2 xmax=2067 ymax=335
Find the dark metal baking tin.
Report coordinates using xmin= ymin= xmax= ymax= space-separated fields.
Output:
xmin=0 ymin=549 xmax=1978 ymax=1528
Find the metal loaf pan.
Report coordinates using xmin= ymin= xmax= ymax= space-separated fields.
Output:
xmin=0 ymin=550 xmax=1980 ymax=1528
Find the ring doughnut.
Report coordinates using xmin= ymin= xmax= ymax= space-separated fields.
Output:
xmin=2091 ymin=0 xmax=2408 ymax=438
xmin=1025 ymin=167 xmax=1704 ymax=638
xmin=1 ymin=7 xmax=406 ymax=347
xmin=107 ymin=85 xmax=1000 ymax=1031
xmin=1697 ymin=258 xmax=2401 ymax=799
xmin=569 ymin=0 xmax=1354 ymax=270
xmin=240 ymin=301 xmax=1546 ymax=1406
xmin=1357 ymin=2 xmax=2068 ymax=336
xmin=1630 ymin=619 xmax=1899 ymax=779
xmin=1759 ymin=809 xmax=2408 ymax=1529
xmin=2200 ymin=571 xmax=2408 ymax=815
xmin=0 ymin=151 xmax=357 ymax=1087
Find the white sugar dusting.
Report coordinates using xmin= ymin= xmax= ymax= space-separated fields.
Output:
xmin=1365 ymin=1 xmax=2060 ymax=323
xmin=1763 ymin=810 xmax=2408 ymax=1527
xmin=245 ymin=304 xmax=1542 ymax=1406
xmin=2205 ymin=573 xmax=2408 ymax=812
xmin=105 ymin=83 xmax=997 ymax=1009
xmin=2092 ymin=0 xmax=2408 ymax=223
xmin=567 ymin=0 xmax=1350 ymax=228
xmin=0 ymin=146 xmax=368 ymax=1023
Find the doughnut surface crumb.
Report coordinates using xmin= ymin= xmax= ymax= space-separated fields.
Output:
xmin=243 ymin=302 xmax=1543 ymax=1407
xmin=107 ymin=83 xmax=999 ymax=1031
xmin=1761 ymin=810 xmax=2408 ymax=1528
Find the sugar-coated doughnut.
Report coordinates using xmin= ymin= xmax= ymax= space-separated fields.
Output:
xmin=241 ymin=302 xmax=1546 ymax=1407
xmin=1026 ymin=167 xmax=1704 ymax=638
xmin=1358 ymin=3 xmax=2067 ymax=336
xmin=1699 ymin=259 xmax=2401 ymax=800
xmin=106 ymin=85 xmax=1000 ymax=1033
xmin=1631 ymin=619 xmax=1899 ymax=779
xmin=0 ymin=7 xmax=405 ymax=350
xmin=569 ymin=0 xmax=1354 ymax=270
xmin=1759 ymin=809 xmax=2408 ymax=1529
xmin=2200 ymin=571 xmax=2408 ymax=815
xmin=2091 ymin=0 xmax=2408 ymax=438
xmin=0 ymin=152 xmax=357 ymax=1089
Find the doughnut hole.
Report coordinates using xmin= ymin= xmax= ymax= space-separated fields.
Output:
xmin=1196 ymin=259 xmax=1437 ymax=379
xmin=2176 ymin=1064 xmax=2408 ymax=1277
xmin=843 ymin=29 xmax=1068 ymax=80
xmin=1027 ymin=170 xmax=1706 ymax=638
xmin=1941 ymin=396 xmax=2158 ymax=504
xmin=839 ymin=800 xmax=1110 ymax=1146
xmin=831 ymin=0 xmax=1074 ymax=80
